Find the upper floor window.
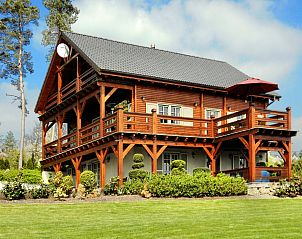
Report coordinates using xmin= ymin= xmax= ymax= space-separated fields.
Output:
xmin=146 ymin=102 xmax=193 ymax=126
xmin=205 ymin=108 xmax=221 ymax=119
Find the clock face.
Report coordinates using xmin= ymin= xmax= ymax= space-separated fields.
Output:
xmin=56 ymin=43 xmax=70 ymax=58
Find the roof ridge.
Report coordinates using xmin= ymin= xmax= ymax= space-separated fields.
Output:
xmin=63 ymin=31 xmax=226 ymax=64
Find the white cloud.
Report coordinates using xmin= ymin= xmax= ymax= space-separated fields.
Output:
xmin=73 ymin=0 xmax=302 ymax=82
xmin=0 ymin=82 xmax=40 ymax=141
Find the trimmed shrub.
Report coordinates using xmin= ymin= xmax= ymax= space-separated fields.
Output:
xmin=30 ymin=184 xmax=50 ymax=199
xmin=80 ymin=170 xmax=96 ymax=194
xmin=129 ymin=169 xmax=147 ymax=180
xmin=129 ymin=153 xmax=147 ymax=180
xmin=2 ymin=174 xmax=26 ymax=200
xmin=0 ymin=169 xmax=42 ymax=184
xmin=147 ymin=172 xmax=247 ymax=198
xmin=171 ymin=160 xmax=186 ymax=175
xmin=21 ymin=169 xmax=42 ymax=184
xmin=132 ymin=162 xmax=145 ymax=169
xmin=193 ymin=167 xmax=211 ymax=176
xmin=133 ymin=153 xmax=144 ymax=163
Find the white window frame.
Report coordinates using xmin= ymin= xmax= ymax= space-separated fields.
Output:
xmin=204 ymin=108 xmax=222 ymax=134
xmin=157 ymin=152 xmax=188 ymax=174
xmin=157 ymin=103 xmax=182 ymax=125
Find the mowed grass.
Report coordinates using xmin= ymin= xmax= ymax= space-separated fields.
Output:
xmin=0 ymin=198 xmax=302 ymax=239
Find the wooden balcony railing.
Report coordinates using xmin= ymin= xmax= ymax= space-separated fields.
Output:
xmin=43 ymin=106 xmax=291 ymax=157
xmin=220 ymin=168 xmax=249 ymax=179
xmin=255 ymin=167 xmax=288 ymax=182
xmin=44 ymin=68 xmax=97 ymax=110
xmin=80 ymin=121 xmax=100 ymax=144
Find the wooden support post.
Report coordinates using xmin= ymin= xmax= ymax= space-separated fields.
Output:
xmin=42 ymin=122 xmax=46 ymax=160
xmin=117 ymin=140 xmax=124 ymax=186
xmin=116 ymin=106 xmax=124 ymax=132
xmin=152 ymin=143 xmax=157 ymax=173
xmin=76 ymin=100 xmax=82 ymax=146
xmin=248 ymin=134 xmax=256 ymax=182
xmin=286 ymin=107 xmax=291 ymax=130
xmin=284 ymin=140 xmax=292 ymax=178
xmin=76 ymin=56 xmax=81 ymax=92
xmin=100 ymin=84 xmax=105 ymax=137
xmin=71 ymin=156 xmax=82 ymax=188
xmin=152 ymin=109 xmax=157 ymax=134
xmin=96 ymin=148 xmax=108 ymax=188
xmin=56 ymin=115 xmax=63 ymax=153
xmin=248 ymin=103 xmax=256 ymax=128
xmin=57 ymin=69 xmax=62 ymax=104
xmin=210 ymin=115 xmax=215 ymax=137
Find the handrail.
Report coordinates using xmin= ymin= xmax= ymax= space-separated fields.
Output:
xmin=43 ymin=106 xmax=291 ymax=158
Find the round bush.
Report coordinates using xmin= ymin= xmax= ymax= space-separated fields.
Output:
xmin=133 ymin=154 xmax=144 ymax=163
xmin=62 ymin=175 xmax=74 ymax=194
xmin=193 ymin=167 xmax=211 ymax=176
xmin=2 ymin=175 xmax=25 ymax=200
xmin=171 ymin=160 xmax=186 ymax=169
xmin=129 ymin=169 xmax=147 ymax=180
xmin=80 ymin=170 xmax=96 ymax=194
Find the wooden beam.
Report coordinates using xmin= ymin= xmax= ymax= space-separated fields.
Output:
xmin=248 ymin=134 xmax=256 ymax=182
xmin=117 ymin=140 xmax=124 ymax=186
xmin=122 ymin=144 xmax=135 ymax=159
xmin=96 ymin=148 xmax=108 ymax=188
xmin=239 ymin=137 xmax=249 ymax=150
xmin=281 ymin=141 xmax=289 ymax=152
xmin=105 ymin=87 xmax=118 ymax=102
xmin=255 ymin=139 xmax=262 ymax=150
xmin=156 ymin=145 xmax=167 ymax=159
xmin=71 ymin=156 xmax=82 ymax=188
xmin=100 ymin=84 xmax=105 ymax=137
xmin=111 ymin=145 xmax=118 ymax=158
xmin=142 ymin=144 xmax=153 ymax=157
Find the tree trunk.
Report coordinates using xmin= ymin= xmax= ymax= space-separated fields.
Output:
xmin=18 ymin=35 xmax=25 ymax=170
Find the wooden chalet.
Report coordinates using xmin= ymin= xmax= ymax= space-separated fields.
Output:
xmin=35 ymin=32 xmax=297 ymax=187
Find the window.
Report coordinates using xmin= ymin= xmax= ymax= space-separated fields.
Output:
xmin=146 ymin=103 xmax=193 ymax=126
xmin=158 ymin=104 xmax=169 ymax=123
xmin=157 ymin=152 xmax=188 ymax=174
xmin=205 ymin=108 xmax=221 ymax=119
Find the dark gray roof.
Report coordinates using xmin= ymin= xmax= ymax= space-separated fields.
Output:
xmin=62 ymin=32 xmax=249 ymax=88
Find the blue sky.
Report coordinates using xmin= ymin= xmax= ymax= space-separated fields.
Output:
xmin=0 ymin=0 xmax=301 ymax=151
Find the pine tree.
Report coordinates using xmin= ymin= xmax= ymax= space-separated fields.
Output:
xmin=42 ymin=0 xmax=79 ymax=60
xmin=0 ymin=0 xmax=39 ymax=169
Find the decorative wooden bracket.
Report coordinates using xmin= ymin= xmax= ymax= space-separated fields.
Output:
xmin=96 ymin=148 xmax=109 ymax=163
xmin=53 ymin=163 xmax=61 ymax=173
xmin=71 ymin=156 xmax=82 ymax=188
xmin=105 ymin=88 xmax=118 ymax=102
xmin=142 ymin=144 xmax=167 ymax=173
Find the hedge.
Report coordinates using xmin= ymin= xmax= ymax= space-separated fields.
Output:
xmin=147 ymin=172 xmax=247 ymax=197
xmin=0 ymin=169 xmax=42 ymax=184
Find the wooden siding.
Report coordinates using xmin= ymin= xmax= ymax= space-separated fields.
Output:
xmin=136 ymin=84 xmax=201 ymax=118
xmin=203 ymin=94 xmax=223 ymax=110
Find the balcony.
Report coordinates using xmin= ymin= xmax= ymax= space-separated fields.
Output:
xmin=43 ymin=105 xmax=292 ymax=158
xmin=45 ymin=68 xmax=98 ymax=110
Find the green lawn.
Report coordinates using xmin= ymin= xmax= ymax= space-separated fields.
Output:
xmin=0 ymin=198 xmax=301 ymax=239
